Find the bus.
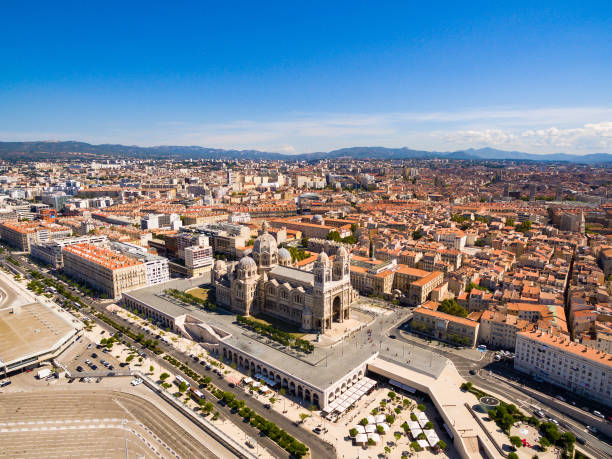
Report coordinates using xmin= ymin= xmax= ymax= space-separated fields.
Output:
xmin=175 ymin=374 xmax=190 ymax=388
xmin=190 ymin=387 xmax=205 ymax=402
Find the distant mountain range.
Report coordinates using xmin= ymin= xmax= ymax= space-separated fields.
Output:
xmin=0 ymin=141 xmax=610 ymax=163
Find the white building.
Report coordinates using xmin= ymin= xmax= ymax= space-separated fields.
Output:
xmin=110 ymin=241 xmax=170 ymax=286
xmin=228 ymin=212 xmax=251 ymax=224
xmin=184 ymin=245 xmax=213 ymax=269
xmin=144 ymin=256 xmax=170 ymax=285
xmin=515 ymin=330 xmax=612 ymax=407
xmin=434 ymin=229 xmax=466 ymax=250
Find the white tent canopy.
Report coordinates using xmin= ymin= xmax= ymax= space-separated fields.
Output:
xmin=354 ymin=433 xmax=367 ymax=445
xmin=367 ymin=433 xmax=381 ymax=444
xmin=424 ymin=429 xmax=439 ymax=446
xmin=417 ymin=439 xmax=429 ymax=449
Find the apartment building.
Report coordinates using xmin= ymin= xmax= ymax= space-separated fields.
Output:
xmin=478 ymin=310 xmax=531 ymax=350
xmin=349 ymin=257 xmax=396 ymax=296
xmin=184 ymin=245 xmax=214 ymax=277
xmin=62 ymin=243 xmax=147 ymax=299
xmin=110 ymin=241 xmax=170 ymax=286
xmin=515 ymin=330 xmax=612 ymax=407
xmin=31 ymin=235 xmax=109 ymax=268
xmin=0 ymin=220 xmax=72 ymax=252
xmin=270 ymin=216 xmax=351 ymax=240
xmin=406 ymin=270 xmax=445 ymax=305
xmin=433 ymin=228 xmax=466 ymax=250
xmin=411 ymin=304 xmax=480 ymax=347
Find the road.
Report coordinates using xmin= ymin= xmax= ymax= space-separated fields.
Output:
xmin=7 ymin=254 xmax=336 ymax=459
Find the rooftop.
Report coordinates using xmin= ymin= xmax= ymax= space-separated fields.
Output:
xmin=63 ymin=243 xmax=144 ymax=270
xmin=518 ymin=330 xmax=612 ymax=368
xmin=0 ymin=303 xmax=76 ymax=365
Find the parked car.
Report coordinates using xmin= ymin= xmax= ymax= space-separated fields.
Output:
xmin=131 ymin=378 xmax=143 ymax=386
xmin=76 ymin=366 xmax=83 ymax=372
xmin=0 ymin=379 xmax=11 ymax=388
xmin=593 ymin=410 xmax=604 ymax=419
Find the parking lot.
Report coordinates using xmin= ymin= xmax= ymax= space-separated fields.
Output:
xmin=59 ymin=333 xmax=127 ymax=377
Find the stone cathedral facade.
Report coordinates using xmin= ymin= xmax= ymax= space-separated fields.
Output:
xmin=214 ymin=221 xmax=357 ymax=334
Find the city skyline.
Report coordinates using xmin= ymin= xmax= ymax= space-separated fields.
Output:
xmin=1 ymin=1 xmax=612 ymax=154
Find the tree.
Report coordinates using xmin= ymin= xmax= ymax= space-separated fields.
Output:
xmin=387 ymin=391 xmax=396 ymax=399
xmin=385 ymin=414 xmax=395 ymax=425
xmin=515 ymin=220 xmax=532 ymax=233
xmin=326 ymin=231 xmax=342 ymax=242
xmin=417 ymin=404 xmax=426 ymax=412
xmin=349 ymin=428 xmax=358 ymax=437
xmin=376 ymin=425 xmax=385 ymax=435
xmin=539 ymin=436 xmax=550 ymax=451
xmin=437 ymin=440 xmax=447 ymax=450
xmin=299 ymin=413 xmax=309 ymax=424
xmin=178 ymin=381 xmax=188 ymax=393
xmin=509 ymin=436 xmax=522 ymax=448
xmin=149 ymin=365 xmax=154 ymax=373
xmin=424 ymin=421 xmax=434 ymax=429
xmin=394 ymin=432 xmax=402 ymax=441
xmin=508 ymin=453 xmax=518 ymax=459
xmin=438 ymin=299 xmax=468 ymax=318
xmin=360 ymin=418 xmax=369 ymax=426
xmin=559 ymin=431 xmax=576 ymax=449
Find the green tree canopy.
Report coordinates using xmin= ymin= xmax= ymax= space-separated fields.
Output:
xmin=438 ymin=299 xmax=468 ymax=318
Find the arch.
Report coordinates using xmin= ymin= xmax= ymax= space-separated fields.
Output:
xmin=297 ymin=386 xmax=303 ymax=398
xmin=332 ymin=295 xmax=342 ymax=322
xmin=263 ymin=368 xmax=268 ymax=377
xmin=282 ymin=378 xmax=288 ymax=388
xmin=275 ymin=375 xmax=281 ymax=383
xmin=256 ymin=365 xmax=262 ymax=374
xmin=250 ymin=362 xmax=255 ymax=370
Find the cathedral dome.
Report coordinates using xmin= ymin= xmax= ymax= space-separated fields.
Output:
xmin=336 ymin=246 xmax=348 ymax=258
xmin=238 ymin=256 xmax=257 ymax=270
xmin=316 ymin=251 xmax=329 ymax=266
xmin=253 ymin=232 xmax=278 ymax=255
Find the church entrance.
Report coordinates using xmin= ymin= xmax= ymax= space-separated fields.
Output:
xmin=332 ymin=296 xmax=342 ymax=322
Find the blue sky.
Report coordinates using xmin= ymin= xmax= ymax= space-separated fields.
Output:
xmin=1 ymin=1 xmax=611 ymax=154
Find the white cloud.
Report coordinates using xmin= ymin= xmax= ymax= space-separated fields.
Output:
xmin=440 ymin=121 xmax=612 ymax=152
xmin=2 ymin=107 xmax=611 ymax=154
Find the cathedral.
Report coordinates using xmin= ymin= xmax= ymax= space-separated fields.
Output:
xmin=213 ymin=222 xmax=358 ymax=334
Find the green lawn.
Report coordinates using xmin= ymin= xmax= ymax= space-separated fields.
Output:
xmin=185 ymin=287 xmax=209 ymax=301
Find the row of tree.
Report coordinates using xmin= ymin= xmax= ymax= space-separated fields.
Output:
xmin=236 ymin=315 xmax=314 ymax=353
xmin=162 ymin=355 xmax=308 ymax=458
xmin=165 ymin=288 xmax=217 ymax=311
